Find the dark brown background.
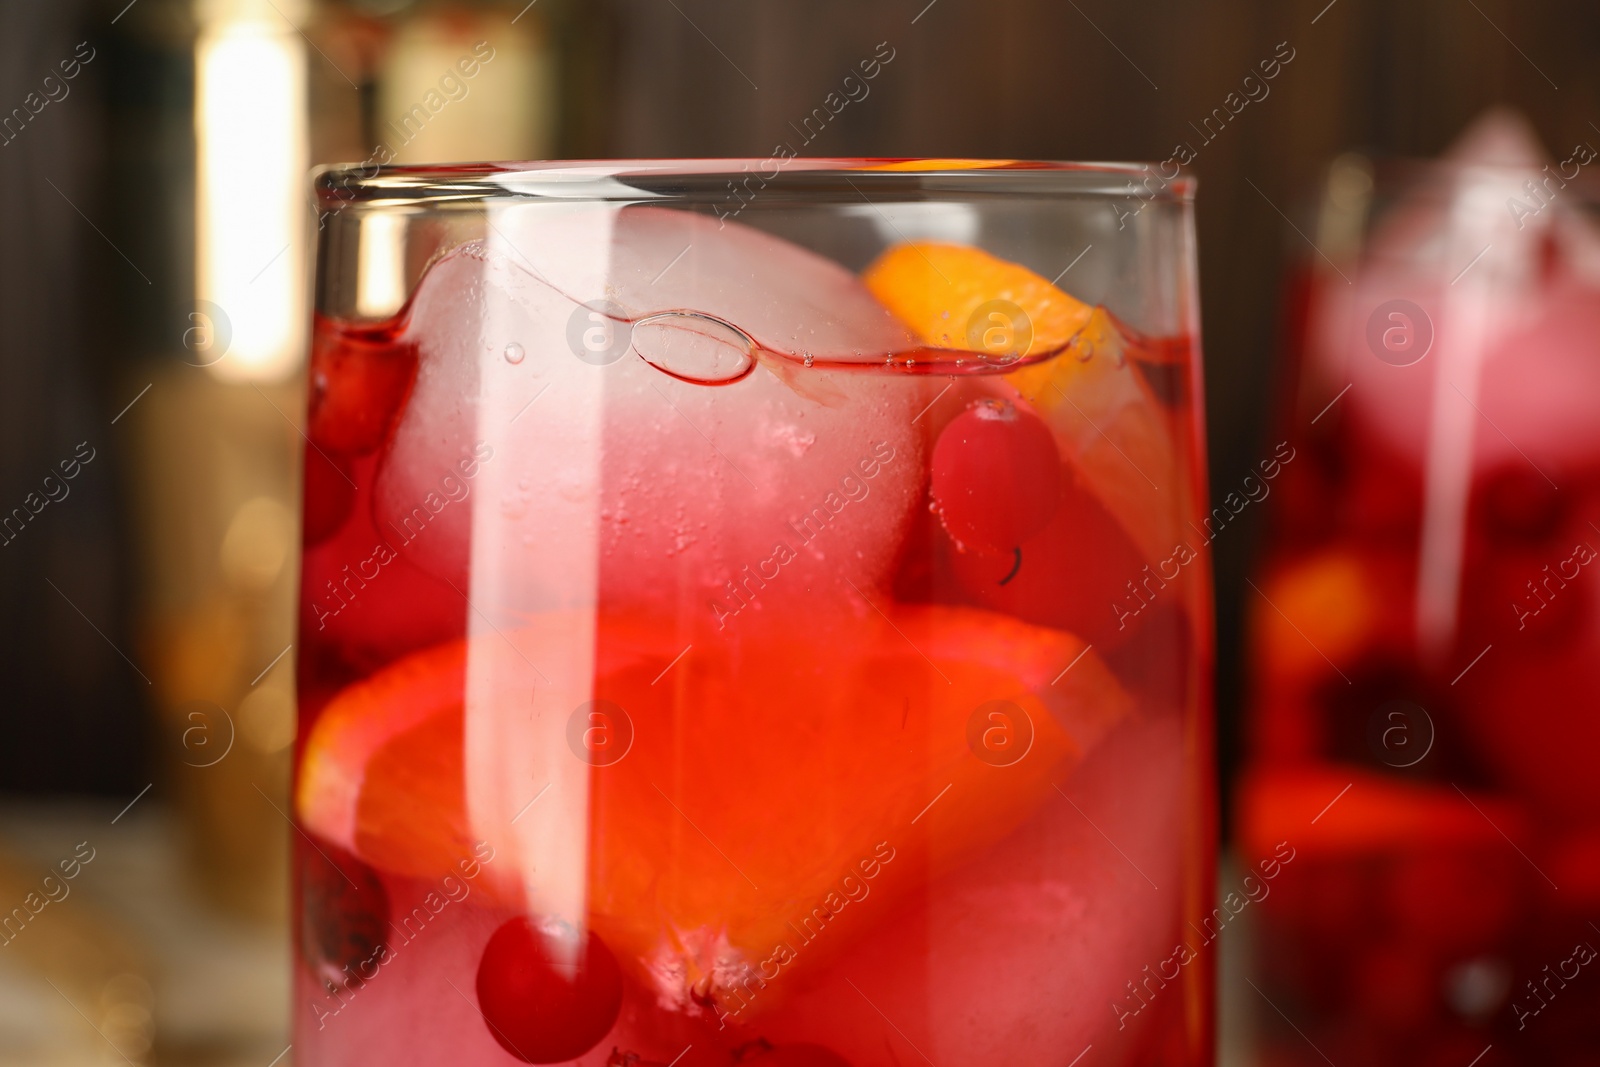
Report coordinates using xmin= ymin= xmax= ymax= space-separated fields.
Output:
xmin=3 ymin=0 xmax=1597 ymax=799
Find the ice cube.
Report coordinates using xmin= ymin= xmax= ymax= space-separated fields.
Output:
xmin=375 ymin=205 xmax=928 ymax=640
xmin=604 ymin=205 xmax=919 ymax=362
xmin=1331 ymin=107 xmax=1600 ymax=473
xmin=292 ymin=876 xmax=535 ymax=1067
xmin=369 ymin=244 xmax=495 ymax=591
xmin=591 ymin=206 xmax=925 ymax=637
xmin=755 ymin=715 xmax=1186 ymax=1066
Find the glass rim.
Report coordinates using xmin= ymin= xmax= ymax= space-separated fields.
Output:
xmin=311 ymin=157 xmax=1198 ymax=207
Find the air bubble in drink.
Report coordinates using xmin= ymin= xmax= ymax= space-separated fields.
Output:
xmin=631 ymin=312 xmax=755 ymax=384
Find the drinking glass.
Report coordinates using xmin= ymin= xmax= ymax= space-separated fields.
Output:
xmin=1241 ymin=147 xmax=1600 ymax=1062
xmin=294 ymin=159 xmax=1213 ymax=1067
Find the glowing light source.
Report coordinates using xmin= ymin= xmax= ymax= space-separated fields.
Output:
xmin=194 ymin=2 xmax=308 ymax=382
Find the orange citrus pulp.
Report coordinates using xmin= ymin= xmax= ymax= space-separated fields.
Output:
xmin=296 ymin=604 xmax=1131 ymax=1009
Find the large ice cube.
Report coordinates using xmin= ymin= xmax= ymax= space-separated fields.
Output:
xmin=375 ymin=205 xmax=928 ymax=639
xmin=588 ymin=209 xmax=926 ymax=639
xmin=292 ymin=875 xmax=533 ymax=1067
xmin=755 ymin=714 xmax=1187 ymax=1066
xmin=1328 ymin=107 xmax=1600 ymax=472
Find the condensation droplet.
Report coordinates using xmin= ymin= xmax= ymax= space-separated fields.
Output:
xmin=504 ymin=341 xmax=525 ymax=364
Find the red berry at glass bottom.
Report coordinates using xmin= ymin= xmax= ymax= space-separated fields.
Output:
xmin=475 ymin=918 xmax=624 ymax=1063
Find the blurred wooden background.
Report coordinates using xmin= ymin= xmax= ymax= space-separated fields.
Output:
xmin=3 ymin=0 xmax=1598 ymax=799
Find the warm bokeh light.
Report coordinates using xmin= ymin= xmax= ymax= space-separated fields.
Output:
xmin=195 ymin=2 xmax=308 ymax=382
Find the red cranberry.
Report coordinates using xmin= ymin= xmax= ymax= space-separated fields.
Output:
xmin=299 ymin=838 xmax=389 ymax=990
xmin=307 ymin=312 xmax=417 ymax=456
xmin=931 ymin=398 xmax=1061 ymax=554
xmin=476 ymin=918 xmax=623 ymax=1063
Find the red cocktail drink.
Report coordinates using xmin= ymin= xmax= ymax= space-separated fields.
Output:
xmin=295 ymin=161 xmax=1213 ymax=1067
xmin=1242 ymin=117 xmax=1600 ymax=1062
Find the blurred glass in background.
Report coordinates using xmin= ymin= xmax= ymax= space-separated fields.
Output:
xmin=1240 ymin=110 xmax=1600 ymax=1064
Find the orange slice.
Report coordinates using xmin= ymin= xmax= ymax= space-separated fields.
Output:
xmin=295 ymin=604 xmax=1131 ymax=1014
xmin=297 ymin=638 xmax=474 ymax=880
xmin=868 ymin=159 xmax=1018 ymax=172
xmin=863 ymin=242 xmax=1095 ymax=356
xmin=1253 ymin=550 xmax=1384 ymax=685
xmin=863 ymin=241 xmax=1186 ymax=566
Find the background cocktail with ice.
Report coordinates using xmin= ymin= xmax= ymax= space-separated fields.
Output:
xmin=294 ymin=161 xmax=1212 ymax=1067
xmin=1241 ymin=115 xmax=1600 ymax=1062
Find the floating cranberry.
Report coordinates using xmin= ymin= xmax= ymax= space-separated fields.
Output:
xmin=476 ymin=918 xmax=624 ymax=1063
xmin=307 ymin=312 xmax=417 ymax=456
xmin=947 ymin=460 xmax=1147 ymax=647
xmin=734 ymin=1041 xmax=853 ymax=1067
xmin=931 ymin=398 xmax=1060 ymax=555
xmin=299 ymin=838 xmax=389 ymax=990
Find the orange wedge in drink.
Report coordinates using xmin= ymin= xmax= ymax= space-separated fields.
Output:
xmin=862 ymin=242 xmax=1094 ymax=355
xmin=295 ymin=604 xmax=1131 ymax=1014
xmin=863 ymin=242 xmax=1186 ymax=565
